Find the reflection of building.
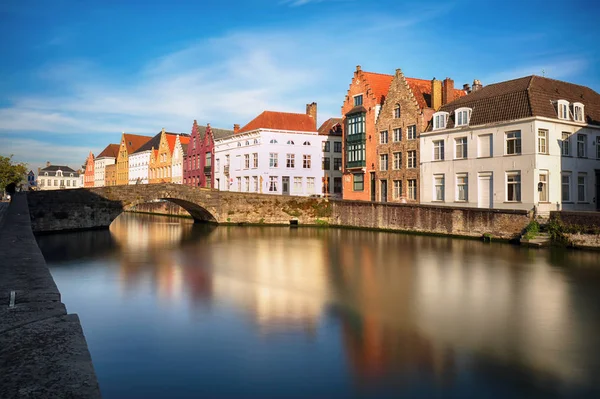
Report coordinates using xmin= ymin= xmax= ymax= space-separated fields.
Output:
xmin=37 ymin=162 xmax=81 ymax=190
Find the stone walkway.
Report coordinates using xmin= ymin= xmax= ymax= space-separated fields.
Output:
xmin=0 ymin=202 xmax=8 ymax=228
xmin=0 ymin=194 xmax=101 ymax=398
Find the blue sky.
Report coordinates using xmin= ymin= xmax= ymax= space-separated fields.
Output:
xmin=1 ymin=0 xmax=599 ymax=172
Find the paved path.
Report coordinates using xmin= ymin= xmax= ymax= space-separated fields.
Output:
xmin=0 ymin=201 xmax=8 ymax=228
xmin=0 ymin=194 xmax=101 ymax=398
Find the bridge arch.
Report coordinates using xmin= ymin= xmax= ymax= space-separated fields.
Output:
xmin=124 ymin=197 xmax=217 ymax=223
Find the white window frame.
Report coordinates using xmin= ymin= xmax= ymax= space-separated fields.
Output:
xmin=393 ymin=128 xmax=402 ymax=142
xmin=454 ymin=107 xmax=472 ymax=127
xmin=293 ymin=176 xmax=302 ymax=193
xmin=538 ymin=171 xmax=548 ymax=202
xmin=380 ymin=130 xmax=388 ymax=144
xmin=433 ymin=140 xmax=444 ymax=161
xmin=561 ymin=173 xmax=571 ymax=202
xmin=577 ymin=134 xmax=587 ymax=157
xmin=269 ymin=176 xmax=278 ymax=192
xmin=303 ymin=155 xmax=311 ymax=169
xmin=393 ymin=152 xmax=401 ymax=170
xmin=505 ymin=131 xmax=521 ymax=155
xmin=407 ymin=125 xmax=417 ymax=140
xmin=561 ymin=132 xmax=570 ymax=156
xmin=432 ymin=112 xmax=448 ymax=130
xmin=286 ymin=153 xmax=295 ymax=168
xmin=538 ymin=129 xmax=548 ymax=154
xmin=506 ymin=171 xmax=521 ymax=202
xmin=269 ymin=153 xmax=278 ymax=168
xmin=393 ymin=180 xmax=402 ymax=199
xmin=557 ymin=100 xmax=570 ymax=120
xmin=573 ymin=102 xmax=584 ymax=122
xmin=408 ymin=179 xmax=417 ymax=200
xmin=455 ymin=137 xmax=467 ymax=159
xmin=434 ymin=174 xmax=445 ymax=201
xmin=456 ymin=173 xmax=468 ymax=202
xmin=407 ymin=150 xmax=417 ymax=168
xmin=306 ymin=177 xmax=315 ymax=193
xmin=577 ymin=173 xmax=586 ymax=202
xmin=380 ymin=154 xmax=388 ymax=171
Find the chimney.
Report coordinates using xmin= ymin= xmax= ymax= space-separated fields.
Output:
xmin=306 ymin=102 xmax=317 ymax=129
xmin=356 ymin=65 xmax=361 ymax=72
xmin=442 ymin=77 xmax=455 ymax=105
xmin=463 ymin=83 xmax=471 ymax=93
xmin=233 ymin=124 xmax=240 ymax=134
xmin=161 ymin=127 xmax=165 ymax=134
xmin=46 ymin=161 xmax=51 ymax=167
xmin=472 ymin=79 xmax=483 ymax=92
xmin=431 ymin=78 xmax=442 ymax=111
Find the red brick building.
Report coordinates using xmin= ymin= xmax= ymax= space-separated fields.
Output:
xmin=83 ymin=151 xmax=95 ymax=188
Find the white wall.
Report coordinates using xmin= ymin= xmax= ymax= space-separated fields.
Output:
xmin=129 ymin=152 xmax=151 ymax=185
xmin=94 ymin=157 xmax=115 ymax=187
xmin=214 ymin=129 xmax=327 ymax=197
xmin=38 ymin=170 xmax=80 ymax=190
xmin=171 ymin=141 xmax=184 ymax=184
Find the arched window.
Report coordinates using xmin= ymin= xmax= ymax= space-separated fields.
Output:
xmin=270 ymin=139 xmax=278 ymax=144
xmin=237 ymin=142 xmax=242 ymax=147
xmin=245 ymin=141 xmax=250 ymax=146
xmin=394 ymin=104 xmax=401 ymax=118
xmin=303 ymin=141 xmax=311 ymax=146
xmin=254 ymin=139 xmax=259 ymax=144
xmin=454 ymin=107 xmax=472 ymax=127
xmin=287 ymin=140 xmax=294 ymax=145
xmin=432 ymin=111 xmax=449 ymax=130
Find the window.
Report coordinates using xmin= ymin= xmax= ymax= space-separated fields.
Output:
xmin=577 ymin=134 xmax=587 ymax=157
xmin=237 ymin=142 xmax=242 ymax=147
xmin=407 ymin=125 xmax=416 ymax=140
xmin=66 ymin=180 xmax=70 ymax=187
xmin=253 ymin=176 xmax=259 ymax=192
xmin=225 ymin=154 xmax=230 ymax=166
xmin=236 ymin=177 xmax=242 ymax=192
xmin=380 ymin=154 xmax=388 ymax=171
xmin=293 ymin=177 xmax=302 ymax=193
xmin=539 ymin=173 xmax=548 ymax=202
xmin=434 ymin=174 xmax=445 ymax=201
xmin=269 ymin=176 xmax=278 ymax=192
xmin=254 ymin=139 xmax=259 ymax=144
xmin=573 ymin=102 xmax=584 ymax=122
xmin=245 ymin=141 xmax=250 ymax=146
xmin=455 ymin=137 xmax=467 ymax=159
xmin=287 ymin=140 xmax=295 ymax=145
xmin=393 ymin=152 xmax=402 ymax=169
xmin=303 ymin=141 xmax=311 ymax=146
xmin=578 ymin=174 xmax=586 ymax=202
xmin=538 ymin=129 xmax=548 ymax=154
xmin=557 ymin=100 xmax=570 ymax=120
xmin=456 ymin=174 xmax=468 ymax=201
xmin=455 ymin=107 xmax=472 ymax=127
xmin=270 ymin=139 xmax=278 ymax=144
xmin=408 ymin=179 xmax=417 ymax=200
xmin=353 ymin=173 xmax=364 ymax=191
xmin=334 ymin=142 xmax=342 ymax=153
xmin=334 ymin=158 xmax=342 ymax=171
xmin=407 ymin=150 xmax=417 ymax=168
xmin=561 ymin=132 xmax=570 ymax=156
xmin=54 ymin=180 xmax=58 ymax=186
xmin=244 ymin=154 xmax=250 ymax=169
xmin=286 ymin=154 xmax=295 ymax=168
xmin=323 ymin=141 xmax=330 ymax=152
xmin=562 ymin=173 xmax=571 ymax=202
xmin=506 ymin=172 xmax=521 ymax=202
xmin=354 ymin=95 xmax=363 ymax=106
xmin=506 ymin=131 xmax=521 ymax=155
xmin=380 ymin=130 xmax=388 ymax=144
xmin=322 ymin=157 xmax=331 ymax=170
xmin=306 ymin=177 xmax=315 ymax=193
xmin=303 ymin=155 xmax=311 ymax=169
xmin=269 ymin=153 xmax=278 ymax=168
xmin=252 ymin=153 xmax=258 ymax=168
xmin=235 ymin=155 xmax=242 ymax=170
xmin=334 ymin=177 xmax=342 ymax=194
xmin=393 ymin=128 xmax=402 ymax=142
xmin=393 ymin=180 xmax=402 ymax=199
xmin=433 ymin=112 xmax=448 ymax=130
xmin=394 ymin=104 xmax=401 ymax=118
xmin=244 ymin=176 xmax=250 ymax=192
xmin=433 ymin=140 xmax=444 ymax=161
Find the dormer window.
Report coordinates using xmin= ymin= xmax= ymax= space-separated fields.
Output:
xmin=353 ymin=95 xmax=363 ymax=106
xmin=303 ymin=141 xmax=311 ymax=146
xmin=287 ymin=140 xmax=294 ymax=145
xmin=454 ymin=107 xmax=472 ymax=127
xmin=270 ymin=139 xmax=278 ymax=144
xmin=433 ymin=112 xmax=449 ymax=130
xmin=573 ymin=102 xmax=584 ymax=122
xmin=557 ymin=100 xmax=570 ymax=120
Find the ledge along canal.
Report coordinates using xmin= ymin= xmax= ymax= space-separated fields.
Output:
xmin=37 ymin=212 xmax=600 ymax=398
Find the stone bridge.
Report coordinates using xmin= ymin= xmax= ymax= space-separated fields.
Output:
xmin=26 ymin=183 xmax=531 ymax=240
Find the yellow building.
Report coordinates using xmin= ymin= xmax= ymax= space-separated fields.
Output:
xmin=149 ymin=129 xmax=189 ymax=184
xmin=116 ymin=133 xmax=152 ymax=185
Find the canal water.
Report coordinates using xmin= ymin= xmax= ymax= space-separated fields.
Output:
xmin=38 ymin=213 xmax=600 ymax=398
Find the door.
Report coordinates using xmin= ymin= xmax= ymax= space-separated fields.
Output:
xmin=282 ymin=176 xmax=290 ymax=195
xmin=596 ymin=170 xmax=600 ymax=211
xmin=370 ymin=172 xmax=376 ymax=202
xmin=478 ymin=174 xmax=493 ymax=208
xmin=380 ymin=180 xmax=387 ymax=202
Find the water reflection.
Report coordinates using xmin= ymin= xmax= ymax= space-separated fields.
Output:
xmin=40 ymin=213 xmax=600 ymax=398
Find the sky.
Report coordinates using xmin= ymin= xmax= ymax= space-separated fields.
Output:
xmin=1 ymin=0 xmax=599 ymax=172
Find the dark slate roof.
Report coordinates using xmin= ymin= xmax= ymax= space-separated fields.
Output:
xmin=40 ymin=165 xmax=77 ymax=173
xmin=431 ymin=75 xmax=600 ymax=130
xmin=318 ymin=118 xmax=343 ymax=136
xmin=211 ymin=127 xmax=234 ymax=140
xmin=133 ymin=132 xmax=162 ymax=153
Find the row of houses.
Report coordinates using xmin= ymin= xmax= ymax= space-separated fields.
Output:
xmin=38 ymin=65 xmax=600 ymax=214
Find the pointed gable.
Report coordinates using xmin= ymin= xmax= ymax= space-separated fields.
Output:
xmin=239 ymin=111 xmax=318 ymax=133
xmin=97 ymin=144 xmax=120 ymax=158
xmin=122 ymin=133 xmax=152 ymax=154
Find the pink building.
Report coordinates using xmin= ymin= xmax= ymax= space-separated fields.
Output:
xmin=184 ymin=120 xmax=233 ymax=188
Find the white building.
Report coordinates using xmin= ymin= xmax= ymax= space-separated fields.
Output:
xmin=129 ymin=132 xmax=161 ymax=185
xmin=420 ymin=75 xmax=600 ymax=214
xmin=171 ymin=135 xmax=188 ymax=184
xmin=318 ymin=118 xmax=344 ymax=198
xmin=37 ymin=162 xmax=81 ymax=190
xmin=94 ymin=144 xmax=119 ymax=187
xmin=214 ymin=104 xmax=328 ymax=196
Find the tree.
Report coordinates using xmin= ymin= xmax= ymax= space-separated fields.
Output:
xmin=0 ymin=154 xmax=28 ymax=191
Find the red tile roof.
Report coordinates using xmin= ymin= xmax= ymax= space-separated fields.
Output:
xmin=318 ymin=118 xmax=343 ymax=136
xmin=405 ymin=77 xmax=466 ymax=109
xmin=97 ymin=144 xmax=120 ymax=158
xmin=362 ymin=72 xmax=393 ymax=103
xmin=239 ymin=111 xmax=317 ymax=133
xmin=123 ymin=134 xmax=152 ymax=154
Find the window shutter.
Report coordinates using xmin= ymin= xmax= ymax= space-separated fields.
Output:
xmin=478 ymin=134 xmax=492 ymax=157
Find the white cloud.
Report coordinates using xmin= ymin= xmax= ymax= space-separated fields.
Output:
xmin=0 ymin=138 xmax=90 ymax=173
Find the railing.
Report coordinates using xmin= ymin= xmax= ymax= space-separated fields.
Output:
xmin=346 ymin=132 xmax=366 ymax=143
xmin=346 ymin=160 xmax=366 ymax=168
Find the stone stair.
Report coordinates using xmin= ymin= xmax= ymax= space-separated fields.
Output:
xmin=520 ymin=221 xmax=551 ymax=247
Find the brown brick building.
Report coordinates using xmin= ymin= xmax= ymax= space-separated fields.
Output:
xmin=374 ymin=70 xmax=465 ymax=202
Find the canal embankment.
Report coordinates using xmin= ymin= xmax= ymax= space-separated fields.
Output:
xmin=0 ymin=194 xmax=101 ymax=398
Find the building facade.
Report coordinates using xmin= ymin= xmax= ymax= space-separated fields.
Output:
xmin=83 ymin=152 xmax=95 ymax=188
xmin=420 ymin=75 xmax=600 ymax=213
xmin=94 ymin=144 xmax=119 ymax=187
xmin=116 ymin=133 xmax=152 ymax=185
xmin=37 ymin=162 xmax=81 ymax=190
xmin=375 ymin=70 xmax=465 ymax=203
xmin=27 ymin=170 xmax=36 ymax=190
xmin=171 ymin=135 xmax=188 ymax=184
xmin=184 ymin=121 xmax=233 ymax=188
xmin=214 ymin=104 xmax=327 ymax=196
xmin=318 ymin=118 xmax=343 ymax=198
xmin=105 ymin=164 xmax=117 ymax=186
xmin=149 ymin=129 xmax=189 ymax=184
